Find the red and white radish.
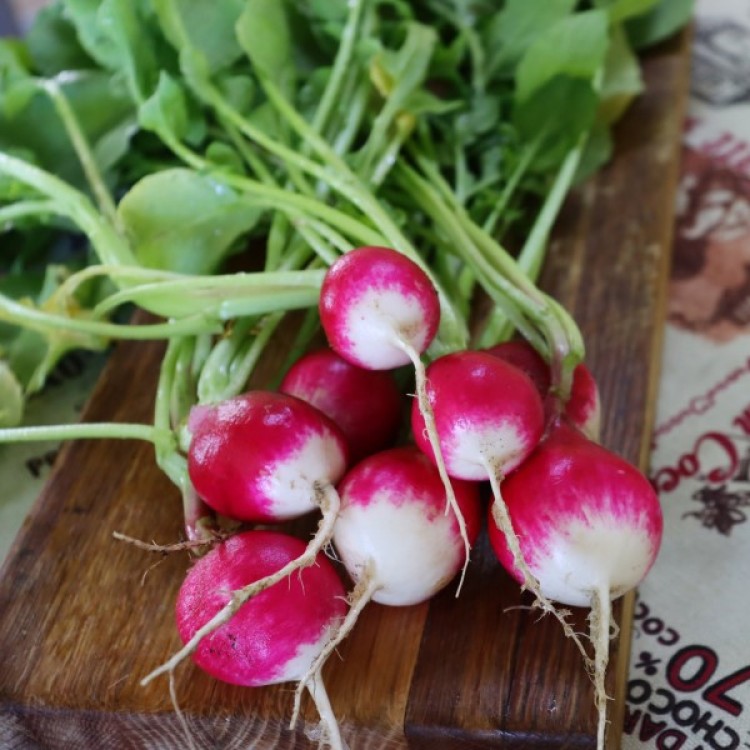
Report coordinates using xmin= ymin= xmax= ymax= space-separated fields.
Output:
xmin=318 ymin=246 xmax=472 ymax=583
xmin=150 ymin=391 xmax=349 ymax=676
xmin=280 ymin=347 xmax=403 ymax=462
xmin=486 ymin=339 xmax=601 ymax=440
xmin=187 ymin=390 xmax=348 ymax=522
xmin=487 ymin=419 xmax=663 ymax=749
xmin=409 ymin=349 xmax=586 ymax=648
xmin=319 ymin=246 xmax=440 ymax=371
xmin=172 ymin=530 xmax=348 ymax=749
xmin=294 ymin=445 xmax=481 ymax=716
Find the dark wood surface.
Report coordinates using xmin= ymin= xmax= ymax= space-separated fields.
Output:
xmin=0 ymin=29 xmax=691 ymax=750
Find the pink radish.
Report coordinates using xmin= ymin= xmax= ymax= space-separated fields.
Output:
xmin=486 ymin=340 xmax=601 ymax=440
xmin=172 ymin=530 xmax=348 ymax=749
xmin=280 ymin=347 xmax=403 ymax=462
xmin=409 ymin=350 xmax=586 ymax=649
xmin=318 ymin=246 xmax=472 ymax=585
xmin=293 ymin=445 xmax=481 ymax=716
xmin=187 ymin=391 xmax=348 ymax=523
xmin=487 ymin=419 xmax=663 ymax=750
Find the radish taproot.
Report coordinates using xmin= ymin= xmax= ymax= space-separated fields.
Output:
xmin=487 ymin=419 xmax=663 ymax=749
xmin=293 ymin=445 xmax=481 ymax=718
xmin=410 ymin=350 xmax=588 ymax=652
xmin=280 ymin=347 xmax=403 ymax=462
xmin=172 ymin=530 xmax=348 ymax=749
xmin=486 ymin=340 xmax=601 ymax=440
xmin=318 ymin=246 xmax=472 ymax=585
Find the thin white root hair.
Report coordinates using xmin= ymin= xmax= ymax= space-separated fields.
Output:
xmin=396 ymin=337 xmax=471 ymax=595
xmin=590 ymin=585 xmax=613 ymax=750
xmin=140 ymin=482 xmax=341 ymax=687
xmin=486 ymin=463 xmax=593 ymax=671
xmin=291 ymin=562 xmax=380 ymax=728
xmin=112 ymin=530 xmax=229 ymax=554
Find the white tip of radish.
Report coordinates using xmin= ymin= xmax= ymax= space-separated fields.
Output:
xmin=512 ymin=516 xmax=659 ymax=608
xmin=333 ymin=446 xmax=481 ymax=606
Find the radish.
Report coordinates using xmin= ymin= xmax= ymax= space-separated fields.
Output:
xmin=187 ymin=391 xmax=348 ymax=524
xmin=293 ymin=445 xmax=481 ymax=718
xmin=171 ymin=530 xmax=348 ymax=749
xmin=409 ymin=350 xmax=587 ymax=649
xmin=486 ymin=339 xmax=601 ymax=440
xmin=280 ymin=347 xmax=403 ymax=462
xmin=487 ymin=419 xmax=663 ymax=750
xmin=318 ymin=246 xmax=472 ymax=585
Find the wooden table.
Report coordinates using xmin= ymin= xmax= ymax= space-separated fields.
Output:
xmin=0 ymin=28 xmax=692 ymax=750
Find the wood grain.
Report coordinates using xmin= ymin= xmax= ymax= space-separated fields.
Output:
xmin=0 ymin=29 xmax=691 ymax=750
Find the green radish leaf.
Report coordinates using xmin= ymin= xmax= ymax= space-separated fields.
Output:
xmin=514 ymin=76 xmax=599 ymax=171
xmin=96 ymin=0 xmax=160 ymax=100
xmin=626 ymin=0 xmax=694 ymax=49
xmin=92 ymin=116 xmax=138 ymax=175
xmin=236 ymin=0 xmax=296 ymax=94
xmin=483 ymin=0 xmax=577 ymax=78
xmin=117 ymin=169 xmax=262 ymax=274
xmin=205 ymin=142 xmax=245 ymax=174
xmin=64 ymin=0 xmax=123 ymax=69
xmin=598 ymin=23 xmax=643 ymax=125
xmin=138 ymin=71 xmax=190 ymax=142
xmin=593 ymin=0 xmax=659 ymax=24
xmin=574 ymin=118 xmax=613 ymax=183
xmin=217 ymin=74 xmax=256 ymax=116
xmin=151 ymin=0 xmax=245 ymax=75
xmin=25 ymin=4 xmax=93 ymax=76
xmin=515 ymin=10 xmax=610 ymax=103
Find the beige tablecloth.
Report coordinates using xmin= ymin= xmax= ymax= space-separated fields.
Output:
xmin=623 ymin=1 xmax=750 ymax=746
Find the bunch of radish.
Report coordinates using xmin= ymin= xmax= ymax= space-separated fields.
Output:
xmin=152 ymin=246 xmax=662 ymax=750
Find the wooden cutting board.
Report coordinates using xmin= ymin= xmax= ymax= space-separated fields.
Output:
xmin=0 ymin=29 xmax=691 ymax=750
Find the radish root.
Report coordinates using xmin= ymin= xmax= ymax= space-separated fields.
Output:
xmin=302 ymin=672 xmax=348 ymax=750
xmin=292 ymin=561 xmax=380 ymax=728
xmin=590 ymin=584 xmax=612 ymax=750
xmin=141 ymin=482 xmax=341 ymax=687
xmin=486 ymin=462 xmax=593 ymax=670
xmin=395 ymin=337 xmax=471 ymax=595
xmin=112 ymin=530 xmax=229 ymax=553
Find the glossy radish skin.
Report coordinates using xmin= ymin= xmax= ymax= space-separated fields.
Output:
xmin=485 ymin=340 xmax=551 ymax=395
xmin=176 ymin=530 xmax=347 ymax=686
xmin=486 ymin=340 xmax=601 ymax=440
xmin=319 ymin=246 xmax=440 ymax=370
xmin=187 ymin=392 xmax=349 ymax=522
xmin=333 ymin=446 xmax=481 ymax=606
xmin=565 ymin=361 xmax=601 ymax=441
xmin=487 ymin=420 xmax=663 ymax=607
xmin=280 ymin=348 xmax=403 ymax=462
xmin=411 ymin=350 xmax=545 ymax=481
